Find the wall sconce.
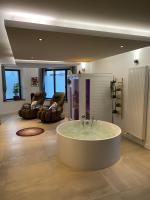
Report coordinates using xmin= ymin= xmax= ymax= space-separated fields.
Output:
xmin=81 ymin=62 xmax=86 ymax=72
xmin=134 ymin=59 xmax=139 ymax=64
xmin=134 ymin=49 xmax=140 ymax=65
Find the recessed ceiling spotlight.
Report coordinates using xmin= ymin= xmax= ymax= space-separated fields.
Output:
xmin=120 ymin=45 xmax=124 ymax=48
xmin=38 ymin=38 xmax=43 ymax=41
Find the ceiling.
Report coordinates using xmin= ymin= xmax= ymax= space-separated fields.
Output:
xmin=1 ymin=0 xmax=150 ymax=29
xmin=1 ymin=0 xmax=150 ymax=64
xmin=6 ymin=26 xmax=150 ymax=62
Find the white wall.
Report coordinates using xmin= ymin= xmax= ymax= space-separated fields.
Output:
xmin=21 ymin=67 xmax=39 ymax=101
xmin=0 ymin=66 xmax=39 ymax=115
xmin=81 ymin=46 xmax=150 ymax=148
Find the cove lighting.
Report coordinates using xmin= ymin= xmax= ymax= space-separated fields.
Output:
xmin=59 ymin=19 xmax=150 ymax=37
xmin=8 ymin=12 xmax=55 ymax=25
xmin=15 ymin=59 xmax=79 ymax=65
xmin=6 ymin=11 xmax=150 ymax=37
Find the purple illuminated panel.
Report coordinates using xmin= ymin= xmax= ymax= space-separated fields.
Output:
xmin=69 ymin=86 xmax=72 ymax=119
xmin=73 ymin=78 xmax=79 ymax=120
xmin=86 ymin=79 xmax=90 ymax=119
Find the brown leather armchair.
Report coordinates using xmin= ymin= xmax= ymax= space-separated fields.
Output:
xmin=18 ymin=92 xmax=45 ymax=119
xmin=37 ymin=92 xmax=65 ymax=123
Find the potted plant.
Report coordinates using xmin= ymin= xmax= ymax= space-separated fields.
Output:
xmin=13 ymin=83 xmax=20 ymax=100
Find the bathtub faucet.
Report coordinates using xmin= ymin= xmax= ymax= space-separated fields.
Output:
xmin=81 ymin=115 xmax=95 ymax=127
xmin=81 ymin=115 xmax=86 ymax=127
xmin=91 ymin=116 xmax=94 ymax=127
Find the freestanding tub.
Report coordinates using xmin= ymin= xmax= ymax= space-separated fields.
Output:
xmin=56 ymin=120 xmax=121 ymax=170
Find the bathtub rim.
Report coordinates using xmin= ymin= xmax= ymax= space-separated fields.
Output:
xmin=56 ymin=120 xmax=121 ymax=142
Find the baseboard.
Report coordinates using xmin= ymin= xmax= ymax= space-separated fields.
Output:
xmin=0 ymin=111 xmax=17 ymax=116
xmin=144 ymin=143 xmax=150 ymax=150
xmin=123 ymin=132 xmax=145 ymax=146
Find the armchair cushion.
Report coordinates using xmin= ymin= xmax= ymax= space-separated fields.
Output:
xmin=18 ymin=91 xmax=45 ymax=119
xmin=31 ymin=101 xmax=38 ymax=109
xmin=22 ymin=103 xmax=31 ymax=109
xmin=48 ymin=102 xmax=58 ymax=110
xmin=37 ymin=92 xmax=65 ymax=123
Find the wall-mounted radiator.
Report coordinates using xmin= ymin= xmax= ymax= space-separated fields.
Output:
xmin=127 ymin=66 xmax=149 ymax=140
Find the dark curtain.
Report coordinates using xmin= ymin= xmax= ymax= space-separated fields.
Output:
xmin=39 ymin=68 xmax=46 ymax=96
xmin=1 ymin=65 xmax=6 ymax=101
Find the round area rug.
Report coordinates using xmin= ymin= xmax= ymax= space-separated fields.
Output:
xmin=16 ymin=127 xmax=44 ymax=137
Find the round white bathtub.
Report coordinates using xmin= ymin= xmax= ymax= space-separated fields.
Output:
xmin=56 ymin=120 xmax=121 ymax=170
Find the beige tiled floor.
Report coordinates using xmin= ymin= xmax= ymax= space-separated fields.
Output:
xmin=1 ymin=114 xmax=150 ymax=200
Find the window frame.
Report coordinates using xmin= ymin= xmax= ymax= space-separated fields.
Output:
xmin=2 ymin=68 xmax=22 ymax=101
xmin=44 ymin=68 xmax=68 ymax=101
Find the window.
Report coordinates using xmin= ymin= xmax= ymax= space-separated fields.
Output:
xmin=44 ymin=70 xmax=54 ymax=99
xmin=2 ymin=69 xmax=21 ymax=101
xmin=55 ymin=70 xmax=66 ymax=93
xmin=44 ymin=69 xmax=68 ymax=99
